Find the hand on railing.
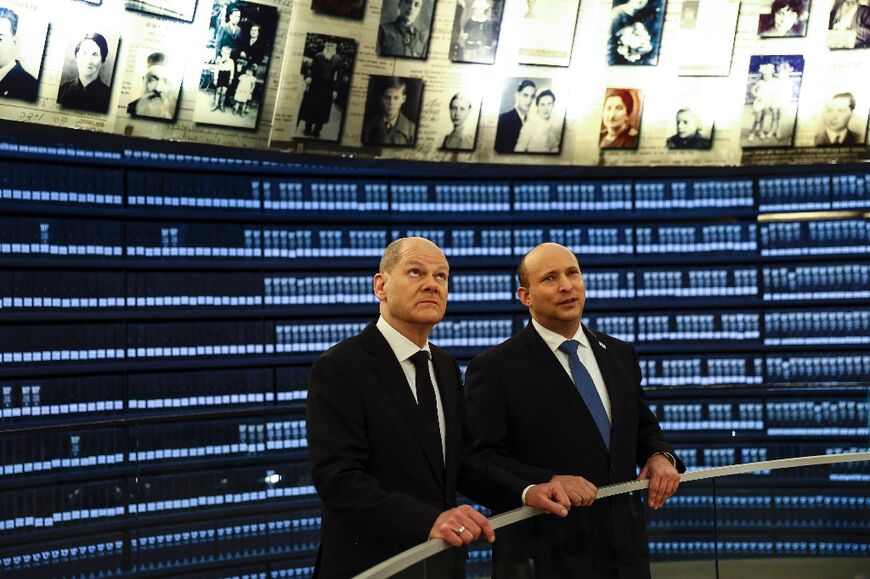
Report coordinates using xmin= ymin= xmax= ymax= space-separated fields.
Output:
xmin=637 ymin=453 xmax=681 ymax=510
xmin=550 ymin=474 xmax=598 ymax=506
xmin=428 ymin=504 xmax=494 ymax=546
xmin=523 ymin=481 xmax=571 ymax=516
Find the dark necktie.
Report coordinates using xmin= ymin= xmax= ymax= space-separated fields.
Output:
xmin=558 ymin=339 xmax=611 ymax=449
xmin=410 ymin=351 xmax=443 ymax=456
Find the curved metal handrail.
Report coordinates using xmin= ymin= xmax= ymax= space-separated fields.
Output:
xmin=354 ymin=451 xmax=870 ymax=579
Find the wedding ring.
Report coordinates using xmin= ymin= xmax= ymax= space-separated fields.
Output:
xmin=455 ymin=525 xmax=466 ymax=535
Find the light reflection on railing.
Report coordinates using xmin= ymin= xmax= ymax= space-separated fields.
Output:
xmin=354 ymin=451 xmax=870 ymax=579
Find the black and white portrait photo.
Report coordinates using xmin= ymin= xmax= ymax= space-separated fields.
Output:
xmin=665 ymin=106 xmax=713 ymax=149
xmin=758 ymin=0 xmax=809 ymax=37
xmin=377 ymin=0 xmax=435 ymax=59
xmin=740 ymin=54 xmax=804 ymax=148
xmin=311 ymin=0 xmax=366 ymax=19
xmin=439 ymin=91 xmax=481 ymax=151
xmin=493 ymin=76 xmax=566 ymax=154
xmin=125 ymin=0 xmax=199 ymax=21
xmin=599 ymin=87 xmax=643 ymax=149
xmin=501 ymin=0 xmax=580 ymax=66
xmin=193 ymin=0 xmax=278 ymax=129
xmin=361 ymin=75 xmax=422 ymax=147
xmin=827 ymin=0 xmax=870 ymax=48
xmin=126 ymin=49 xmax=183 ymax=121
xmin=608 ymin=0 xmax=666 ymax=65
xmin=813 ymin=91 xmax=867 ymax=146
xmin=449 ymin=0 xmax=504 ymax=64
xmin=56 ymin=30 xmax=120 ymax=114
xmin=294 ymin=33 xmax=356 ymax=142
xmin=0 ymin=5 xmax=47 ymax=102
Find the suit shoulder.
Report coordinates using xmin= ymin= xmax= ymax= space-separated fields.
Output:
xmin=470 ymin=332 xmax=524 ymax=365
xmin=313 ymin=332 xmax=365 ymax=366
xmin=586 ymin=327 xmax=635 ymax=353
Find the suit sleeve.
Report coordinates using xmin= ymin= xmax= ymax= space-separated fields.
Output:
xmin=306 ymin=352 xmax=441 ymax=543
xmin=452 ymin=359 xmax=530 ymax=512
xmin=464 ymin=357 xmax=558 ymax=484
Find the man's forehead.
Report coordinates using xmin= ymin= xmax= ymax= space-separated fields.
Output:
xmin=398 ymin=243 xmax=448 ymax=267
xmin=527 ymin=245 xmax=579 ymax=271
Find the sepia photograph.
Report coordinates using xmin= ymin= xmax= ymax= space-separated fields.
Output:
xmin=494 ymin=76 xmax=566 ymax=154
xmin=608 ymin=0 xmax=666 ymax=66
xmin=126 ymin=48 xmax=184 ymax=121
xmin=665 ymin=106 xmax=713 ymax=149
xmin=377 ymin=0 xmax=435 ymax=59
xmin=449 ymin=0 xmax=504 ymax=64
xmin=740 ymin=54 xmax=804 ymax=148
xmin=599 ymin=87 xmax=643 ymax=149
xmin=56 ymin=30 xmax=120 ymax=114
xmin=193 ymin=0 xmax=278 ymax=129
xmin=124 ymin=0 xmax=199 ymax=21
xmin=827 ymin=0 xmax=870 ymax=49
xmin=438 ymin=91 xmax=481 ymax=151
xmin=294 ymin=33 xmax=356 ymax=142
xmin=311 ymin=0 xmax=366 ymax=19
xmin=675 ymin=0 xmax=739 ymax=76
xmin=361 ymin=75 xmax=423 ymax=147
xmin=0 ymin=5 xmax=48 ymax=102
xmin=504 ymin=0 xmax=579 ymax=66
xmin=758 ymin=0 xmax=809 ymax=37
xmin=813 ymin=91 xmax=867 ymax=146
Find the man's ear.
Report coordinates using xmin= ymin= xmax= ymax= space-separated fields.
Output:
xmin=373 ymin=272 xmax=387 ymax=301
xmin=517 ymin=286 xmax=530 ymax=306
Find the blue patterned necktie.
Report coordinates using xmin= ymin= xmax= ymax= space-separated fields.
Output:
xmin=558 ymin=339 xmax=611 ymax=449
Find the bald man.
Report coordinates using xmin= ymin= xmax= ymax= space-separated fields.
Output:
xmin=465 ymin=242 xmax=684 ymax=578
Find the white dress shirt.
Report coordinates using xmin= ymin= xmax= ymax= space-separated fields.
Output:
xmin=376 ymin=316 xmax=446 ymax=462
xmin=531 ymin=318 xmax=612 ymax=423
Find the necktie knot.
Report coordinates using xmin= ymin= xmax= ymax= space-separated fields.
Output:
xmin=558 ymin=339 xmax=580 ymax=356
xmin=410 ymin=350 xmax=430 ymax=369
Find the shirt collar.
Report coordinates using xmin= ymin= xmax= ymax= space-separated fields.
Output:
xmin=376 ymin=316 xmax=431 ymax=363
xmin=825 ymin=127 xmax=848 ymax=143
xmin=530 ymin=318 xmax=590 ymax=354
xmin=0 ymin=59 xmax=16 ymax=83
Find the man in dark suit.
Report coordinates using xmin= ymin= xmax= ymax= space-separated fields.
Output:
xmin=306 ymin=237 xmax=570 ymax=578
xmin=0 ymin=6 xmax=39 ymax=102
xmin=494 ymin=79 xmax=536 ymax=154
xmin=465 ymin=242 xmax=684 ymax=578
xmin=814 ymin=92 xmax=863 ymax=146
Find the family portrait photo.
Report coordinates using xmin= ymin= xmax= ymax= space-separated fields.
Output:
xmin=193 ymin=0 xmax=278 ymax=129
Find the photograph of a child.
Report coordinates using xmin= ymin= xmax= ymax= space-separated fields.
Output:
xmin=665 ymin=106 xmax=713 ymax=149
xmin=740 ymin=54 xmax=804 ymax=148
xmin=449 ymin=0 xmax=504 ymax=64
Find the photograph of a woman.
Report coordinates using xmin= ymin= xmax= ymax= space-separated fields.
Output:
xmin=56 ymin=31 xmax=118 ymax=114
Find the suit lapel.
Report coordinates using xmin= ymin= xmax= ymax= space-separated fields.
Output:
xmin=522 ymin=324 xmax=609 ymax=456
xmin=362 ymin=324 xmax=445 ymax=486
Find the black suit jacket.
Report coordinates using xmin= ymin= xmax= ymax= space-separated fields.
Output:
xmin=0 ymin=61 xmax=38 ymax=102
xmin=814 ymin=128 xmax=862 ymax=146
xmin=307 ymin=322 xmax=528 ymax=578
xmin=465 ymin=323 xmax=684 ymax=578
xmin=494 ymin=109 xmax=523 ymax=153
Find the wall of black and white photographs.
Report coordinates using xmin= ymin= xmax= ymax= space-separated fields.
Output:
xmin=0 ymin=0 xmax=867 ymax=166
